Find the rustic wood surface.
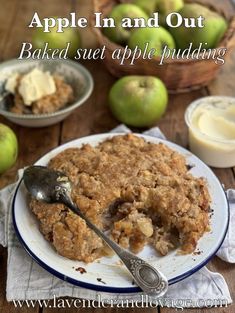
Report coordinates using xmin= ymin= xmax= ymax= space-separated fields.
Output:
xmin=0 ymin=0 xmax=234 ymax=312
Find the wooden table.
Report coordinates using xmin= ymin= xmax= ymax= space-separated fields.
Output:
xmin=0 ymin=0 xmax=234 ymax=312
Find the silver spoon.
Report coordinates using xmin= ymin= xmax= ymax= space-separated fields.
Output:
xmin=23 ymin=165 xmax=168 ymax=297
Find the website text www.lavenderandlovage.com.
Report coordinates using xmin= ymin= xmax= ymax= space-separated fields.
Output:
xmin=17 ymin=12 xmax=228 ymax=65
xmin=13 ymin=295 xmax=229 ymax=310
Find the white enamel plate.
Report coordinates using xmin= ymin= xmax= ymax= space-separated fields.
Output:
xmin=12 ymin=134 xmax=229 ymax=293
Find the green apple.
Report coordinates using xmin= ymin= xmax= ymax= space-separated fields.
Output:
xmin=128 ymin=27 xmax=175 ymax=57
xmin=132 ymin=0 xmax=158 ymax=16
xmin=157 ymin=0 xmax=184 ymax=25
xmin=109 ymin=76 xmax=168 ymax=127
xmin=32 ymin=21 xmax=81 ymax=58
xmin=103 ymin=4 xmax=148 ymax=45
xmin=0 ymin=124 xmax=18 ymax=174
xmin=170 ymin=4 xmax=228 ymax=49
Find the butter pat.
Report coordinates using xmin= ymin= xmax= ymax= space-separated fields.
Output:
xmin=185 ymin=97 xmax=235 ymax=168
xmin=18 ymin=68 xmax=56 ymax=106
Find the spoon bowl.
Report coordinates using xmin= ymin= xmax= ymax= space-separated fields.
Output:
xmin=23 ymin=165 xmax=168 ymax=296
xmin=23 ymin=166 xmax=72 ymax=204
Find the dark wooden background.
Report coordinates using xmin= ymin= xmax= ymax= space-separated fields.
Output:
xmin=0 ymin=0 xmax=234 ymax=312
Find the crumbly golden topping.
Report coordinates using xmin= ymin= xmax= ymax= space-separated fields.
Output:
xmin=10 ymin=75 xmax=74 ymax=115
xmin=30 ymin=134 xmax=210 ymax=263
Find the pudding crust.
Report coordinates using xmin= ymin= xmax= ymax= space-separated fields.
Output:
xmin=30 ymin=134 xmax=211 ymax=263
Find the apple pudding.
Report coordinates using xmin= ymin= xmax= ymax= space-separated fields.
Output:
xmin=30 ymin=134 xmax=211 ymax=263
xmin=5 ymin=68 xmax=74 ymax=114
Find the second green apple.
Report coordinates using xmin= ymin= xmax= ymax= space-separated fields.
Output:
xmin=170 ymin=4 xmax=228 ymax=49
xmin=103 ymin=4 xmax=148 ymax=44
xmin=128 ymin=27 xmax=175 ymax=57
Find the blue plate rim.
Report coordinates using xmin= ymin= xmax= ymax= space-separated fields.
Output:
xmin=12 ymin=135 xmax=230 ymax=294
xmin=12 ymin=178 xmax=230 ymax=294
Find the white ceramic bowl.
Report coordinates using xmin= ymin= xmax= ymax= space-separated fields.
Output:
xmin=185 ymin=96 xmax=235 ymax=168
xmin=0 ymin=59 xmax=93 ymax=127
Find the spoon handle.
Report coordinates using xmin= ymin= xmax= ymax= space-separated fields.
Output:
xmin=65 ymin=199 xmax=168 ymax=296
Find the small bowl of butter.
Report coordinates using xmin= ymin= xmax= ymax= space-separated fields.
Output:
xmin=185 ymin=96 xmax=235 ymax=168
